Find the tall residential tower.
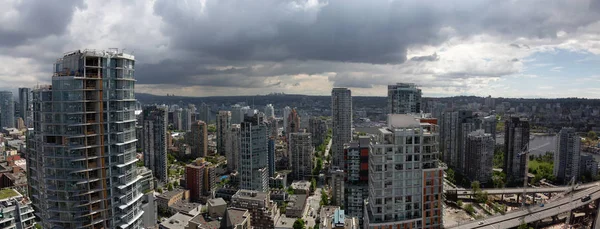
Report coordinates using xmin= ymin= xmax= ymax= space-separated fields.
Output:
xmin=239 ymin=114 xmax=269 ymax=192
xmin=387 ymin=83 xmax=422 ymax=114
xmin=554 ymin=127 xmax=581 ymax=183
xmin=18 ymin=88 xmax=32 ymax=127
xmin=364 ymin=115 xmax=443 ymax=229
xmin=142 ymin=106 xmax=169 ymax=182
xmin=28 ymin=50 xmax=144 ymax=228
xmin=504 ymin=117 xmax=530 ymax=185
xmin=0 ymin=91 xmax=14 ymax=128
xmin=331 ymin=88 xmax=352 ymax=167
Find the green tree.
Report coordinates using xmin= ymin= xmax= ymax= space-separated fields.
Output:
xmin=167 ymin=183 xmax=174 ymax=191
xmin=471 ymin=181 xmax=481 ymax=191
xmin=293 ymin=218 xmax=306 ymax=229
xmin=208 ymin=125 xmax=217 ymax=133
xmin=313 ymin=158 xmax=323 ymax=175
xmin=320 ymin=189 xmax=329 ymax=206
xmin=311 ymin=178 xmax=317 ymax=193
xmin=464 ymin=204 xmax=475 ymax=215
xmin=446 ymin=168 xmax=456 ymax=184
xmin=457 ymin=200 xmax=463 ymax=207
xmin=589 ymin=131 xmax=598 ymax=141
xmin=493 ymin=146 xmax=504 ymax=168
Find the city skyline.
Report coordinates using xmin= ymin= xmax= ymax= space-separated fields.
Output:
xmin=3 ymin=1 xmax=600 ymax=98
xmin=6 ymin=1 xmax=600 ymax=228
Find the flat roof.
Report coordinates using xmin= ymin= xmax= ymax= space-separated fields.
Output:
xmin=160 ymin=213 xmax=193 ymax=229
xmin=170 ymin=201 xmax=201 ymax=215
xmin=387 ymin=114 xmax=420 ymax=128
xmin=208 ymin=198 xmax=226 ymax=206
xmin=232 ymin=189 xmax=268 ymax=201
xmin=158 ymin=189 xmax=187 ymax=200
xmin=0 ymin=189 xmax=19 ymax=200
xmin=286 ymin=194 xmax=307 ymax=211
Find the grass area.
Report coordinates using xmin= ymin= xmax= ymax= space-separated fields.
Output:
xmin=0 ymin=189 xmax=19 ymax=199
xmin=528 ymin=158 xmax=555 ymax=183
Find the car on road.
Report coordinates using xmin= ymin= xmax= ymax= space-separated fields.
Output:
xmin=581 ymin=195 xmax=591 ymax=202
xmin=540 ymin=203 xmax=544 ymax=207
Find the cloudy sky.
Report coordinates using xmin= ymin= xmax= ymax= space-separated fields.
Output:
xmin=2 ymin=0 xmax=600 ymax=98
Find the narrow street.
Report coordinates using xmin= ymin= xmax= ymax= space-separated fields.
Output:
xmin=304 ymin=187 xmax=323 ymax=228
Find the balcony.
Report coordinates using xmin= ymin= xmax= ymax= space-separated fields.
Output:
xmin=86 ymin=73 xmax=100 ymax=79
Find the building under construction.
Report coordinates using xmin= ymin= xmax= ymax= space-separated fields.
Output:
xmin=27 ymin=49 xmax=144 ymax=228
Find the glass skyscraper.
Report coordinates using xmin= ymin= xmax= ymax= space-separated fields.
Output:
xmin=28 ymin=50 xmax=144 ymax=228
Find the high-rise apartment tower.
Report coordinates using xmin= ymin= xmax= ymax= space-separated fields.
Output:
xmin=28 ymin=50 xmax=144 ymax=228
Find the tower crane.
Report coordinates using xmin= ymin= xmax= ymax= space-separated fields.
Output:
xmin=518 ymin=142 xmax=550 ymax=207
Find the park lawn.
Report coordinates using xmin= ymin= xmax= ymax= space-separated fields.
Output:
xmin=528 ymin=159 xmax=554 ymax=182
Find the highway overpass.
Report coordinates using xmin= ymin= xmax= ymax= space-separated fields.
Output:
xmin=446 ymin=184 xmax=600 ymax=228
xmin=446 ymin=182 xmax=599 ymax=196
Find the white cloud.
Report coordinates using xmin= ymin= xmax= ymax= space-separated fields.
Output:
xmin=1 ymin=0 xmax=600 ymax=99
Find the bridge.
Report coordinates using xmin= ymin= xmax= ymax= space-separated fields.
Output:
xmin=446 ymin=184 xmax=600 ymax=228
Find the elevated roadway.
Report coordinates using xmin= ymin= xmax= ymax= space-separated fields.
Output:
xmin=446 ymin=182 xmax=599 ymax=196
xmin=447 ymin=184 xmax=600 ymax=228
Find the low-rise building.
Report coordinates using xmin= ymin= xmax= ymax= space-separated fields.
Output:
xmin=207 ymin=198 xmax=227 ymax=218
xmin=290 ymin=180 xmax=311 ymax=195
xmin=138 ymin=166 xmax=155 ymax=193
xmin=170 ymin=201 xmax=202 ymax=217
xmin=285 ymin=194 xmax=307 ymax=218
xmin=580 ymin=154 xmax=599 ymax=178
xmin=319 ymin=206 xmax=359 ymax=229
xmin=269 ymin=172 xmax=288 ymax=189
xmin=157 ymin=189 xmax=190 ymax=211
xmin=189 ymin=208 xmax=251 ymax=229
xmin=269 ymin=190 xmax=288 ymax=205
xmin=0 ymin=189 xmax=35 ymax=229
xmin=231 ymin=189 xmax=280 ymax=229
xmin=159 ymin=212 xmax=193 ymax=229
xmin=214 ymin=186 xmax=238 ymax=201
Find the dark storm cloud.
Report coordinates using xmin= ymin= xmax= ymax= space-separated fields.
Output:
xmin=142 ymin=0 xmax=600 ymax=89
xmin=153 ymin=0 xmax=446 ymax=65
xmin=153 ymin=0 xmax=600 ymax=64
xmin=410 ymin=53 xmax=439 ymax=62
xmin=0 ymin=0 xmax=85 ymax=47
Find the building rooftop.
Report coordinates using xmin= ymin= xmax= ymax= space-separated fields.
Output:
xmin=275 ymin=215 xmax=297 ymax=228
xmin=190 ymin=208 xmax=250 ymax=229
xmin=0 ymin=189 xmax=20 ymax=200
xmin=170 ymin=201 xmax=202 ymax=216
xmin=387 ymin=114 xmax=420 ymax=129
xmin=286 ymin=194 xmax=307 ymax=211
xmin=207 ymin=198 xmax=226 ymax=206
xmin=160 ymin=213 xmax=193 ymax=229
xmin=158 ymin=189 xmax=187 ymax=200
xmin=232 ymin=189 xmax=268 ymax=201
xmin=290 ymin=180 xmax=310 ymax=191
